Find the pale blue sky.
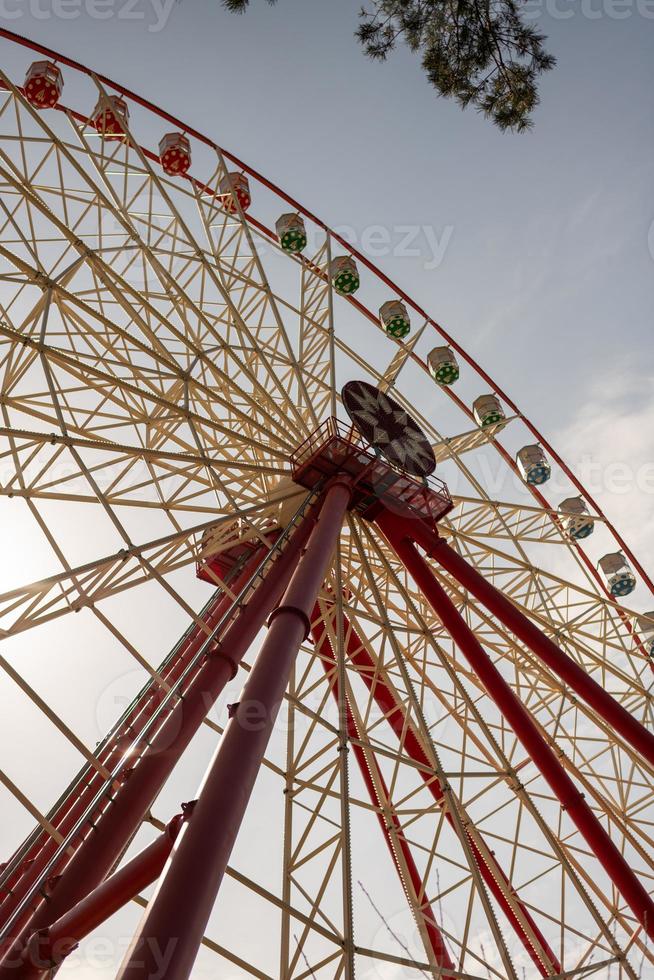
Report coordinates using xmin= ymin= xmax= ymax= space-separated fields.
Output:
xmin=96 ymin=0 xmax=653 ymax=573
xmin=6 ymin=0 xmax=652 ymax=465
xmin=0 ymin=7 xmax=652 ymax=976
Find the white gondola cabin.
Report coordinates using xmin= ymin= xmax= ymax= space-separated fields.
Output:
xmin=598 ymin=552 xmax=637 ymax=597
xmin=473 ymin=394 xmax=505 ymax=428
xmin=559 ymin=496 xmax=594 ymax=539
xmin=276 ymin=213 xmax=307 ymax=253
xmin=379 ymin=300 xmax=410 ymax=339
xmin=330 ymin=256 xmax=360 ymax=296
xmin=428 ymin=347 xmax=459 ymax=385
xmin=516 ymin=445 xmax=551 ymax=486
xmin=638 ymin=612 xmax=654 ymax=655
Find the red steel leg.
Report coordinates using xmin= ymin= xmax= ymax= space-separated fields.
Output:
xmin=0 ymin=550 xmax=268 ymax=936
xmin=380 ymin=511 xmax=654 ymax=942
xmin=116 ymin=479 xmax=352 ymax=980
xmin=0 ymin=508 xmax=319 ymax=971
xmin=409 ymin=517 xmax=654 ymax=771
xmin=13 ymin=813 xmax=187 ymax=980
xmin=311 ymin=611 xmax=455 ymax=974
xmin=315 ymin=601 xmax=561 ymax=976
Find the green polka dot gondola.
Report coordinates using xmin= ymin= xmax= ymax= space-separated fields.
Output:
xmin=281 ymin=229 xmax=307 ymax=254
xmin=480 ymin=411 xmax=503 ymax=427
xmin=385 ymin=316 xmax=411 ymax=339
xmin=433 ymin=363 xmax=459 ymax=385
xmin=333 ymin=271 xmax=360 ymax=295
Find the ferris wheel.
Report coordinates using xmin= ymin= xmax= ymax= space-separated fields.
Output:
xmin=0 ymin=27 xmax=652 ymax=980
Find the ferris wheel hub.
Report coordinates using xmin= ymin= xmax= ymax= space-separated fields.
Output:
xmin=291 ymin=417 xmax=452 ymax=525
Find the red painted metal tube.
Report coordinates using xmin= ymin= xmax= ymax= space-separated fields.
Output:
xmin=315 ymin=600 xmax=560 ymax=976
xmin=0 ymin=555 xmax=263 ymax=948
xmin=12 ymin=813 xmax=186 ymax=980
xmin=311 ymin=612 xmax=455 ymax=973
xmin=0 ymin=514 xmax=318 ymax=970
xmin=0 ymin=561 xmax=257 ymax=890
xmin=380 ymin=512 xmax=654 ymax=941
xmin=0 ymin=561 xmax=262 ymax=934
xmin=406 ymin=518 xmax=654 ymax=772
xmin=116 ymin=479 xmax=352 ymax=980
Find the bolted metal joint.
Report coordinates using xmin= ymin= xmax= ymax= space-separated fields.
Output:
xmin=22 ymin=927 xmax=79 ymax=972
xmin=267 ymin=603 xmax=311 ymax=642
xmin=205 ymin=640 xmax=239 ymax=679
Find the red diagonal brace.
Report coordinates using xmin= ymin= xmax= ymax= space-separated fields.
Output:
xmin=311 ymin=610 xmax=455 ymax=973
xmin=0 ymin=552 xmax=264 ymax=936
xmin=379 ymin=509 xmax=654 ymax=943
xmin=316 ymin=597 xmax=561 ymax=976
xmin=13 ymin=812 xmax=187 ymax=980
xmin=409 ymin=518 xmax=654 ymax=772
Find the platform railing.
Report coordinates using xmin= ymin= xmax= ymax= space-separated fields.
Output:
xmin=291 ymin=417 xmax=453 ymax=525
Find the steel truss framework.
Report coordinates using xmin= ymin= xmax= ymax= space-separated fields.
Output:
xmin=0 ymin=27 xmax=651 ymax=980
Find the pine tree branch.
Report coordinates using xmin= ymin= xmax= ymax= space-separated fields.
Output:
xmin=222 ymin=0 xmax=555 ymax=130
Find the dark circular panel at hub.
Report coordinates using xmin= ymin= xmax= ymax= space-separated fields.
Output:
xmin=342 ymin=380 xmax=436 ymax=477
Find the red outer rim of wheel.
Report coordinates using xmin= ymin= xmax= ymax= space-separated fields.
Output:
xmin=0 ymin=26 xmax=651 ymax=605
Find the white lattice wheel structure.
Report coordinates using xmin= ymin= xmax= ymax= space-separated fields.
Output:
xmin=0 ymin=28 xmax=652 ymax=980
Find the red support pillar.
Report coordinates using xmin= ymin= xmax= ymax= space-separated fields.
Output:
xmin=0 ymin=551 xmax=268 ymax=936
xmin=310 ymin=610 xmax=456 ymax=974
xmin=315 ymin=601 xmax=561 ymax=976
xmin=116 ymin=479 xmax=352 ymax=980
xmin=379 ymin=510 xmax=654 ymax=942
xmin=409 ymin=518 xmax=654 ymax=771
xmin=12 ymin=813 xmax=187 ymax=980
xmin=0 ymin=508 xmax=319 ymax=971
